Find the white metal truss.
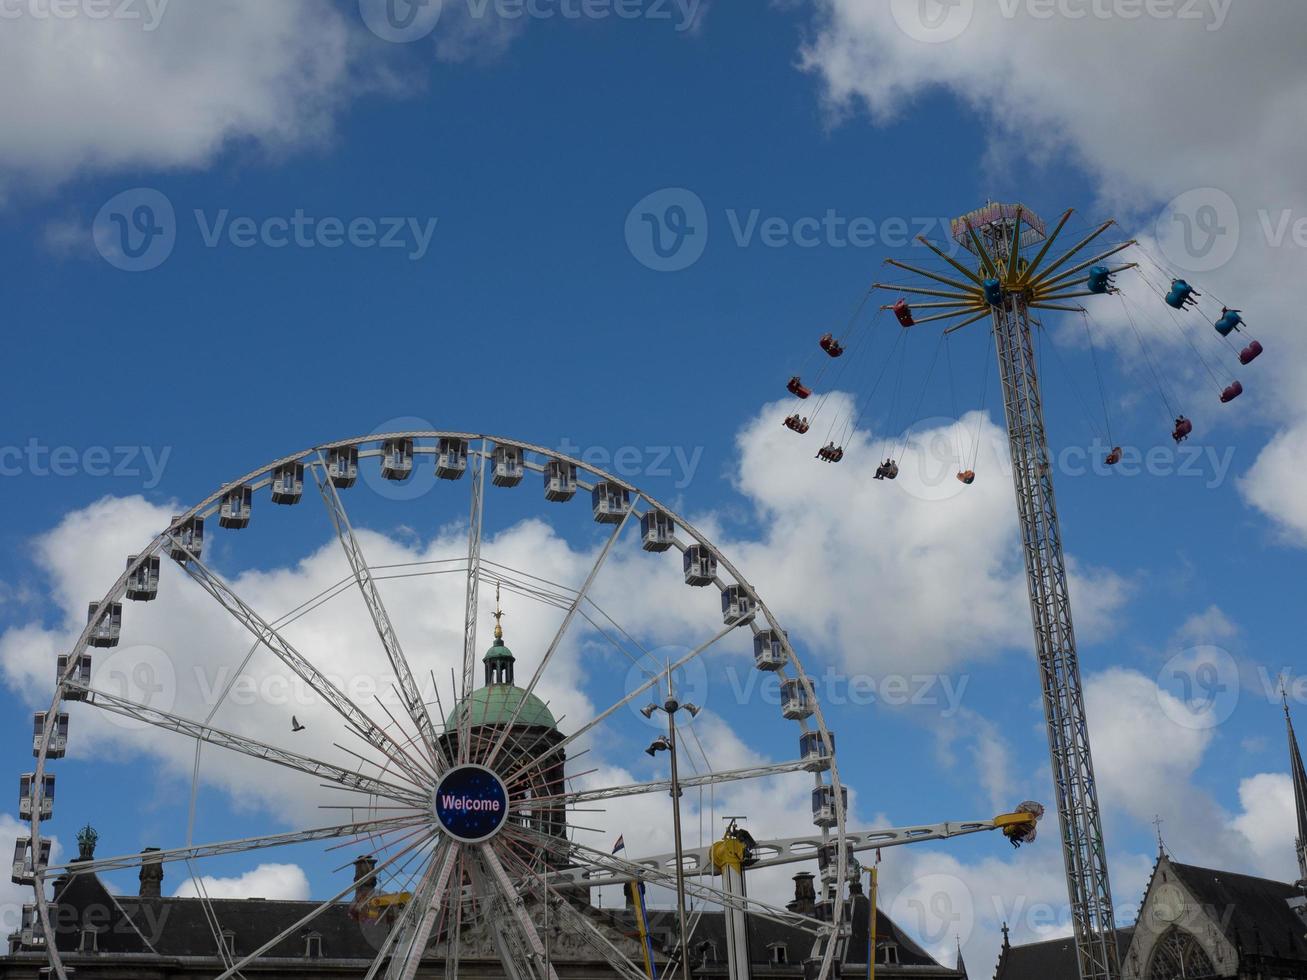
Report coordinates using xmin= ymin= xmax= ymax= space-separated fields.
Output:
xmin=170 ymin=545 xmax=435 ymax=787
xmin=313 ymin=459 xmax=444 ymax=773
xmin=483 ymin=505 xmax=635 ymax=768
xmin=525 ymin=758 xmax=822 ymax=807
xmin=541 ymin=813 xmax=1015 ymax=887
xmin=480 ymin=843 xmax=561 ymax=980
xmin=384 ymin=842 xmax=458 ymax=980
xmin=211 ymin=832 xmax=435 ymax=980
xmin=991 ymin=292 xmax=1120 ymax=980
xmin=72 ymin=682 xmax=428 ymax=806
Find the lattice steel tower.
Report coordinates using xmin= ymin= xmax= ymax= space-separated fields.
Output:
xmin=876 ymin=203 xmax=1136 ymax=980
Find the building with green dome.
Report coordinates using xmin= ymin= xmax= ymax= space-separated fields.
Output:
xmin=438 ymin=602 xmax=568 ymax=861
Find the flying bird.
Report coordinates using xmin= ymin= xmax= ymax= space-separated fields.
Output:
xmin=291 ymin=716 xmax=305 ymax=733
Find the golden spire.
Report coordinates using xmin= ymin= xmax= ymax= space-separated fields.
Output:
xmin=492 ymin=582 xmax=504 ymax=641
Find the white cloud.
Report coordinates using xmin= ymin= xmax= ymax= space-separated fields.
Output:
xmin=697 ymin=396 xmax=1126 ymax=677
xmin=1241 ymin=425 xmax=1307 ymax=545
xmin=1085 ymin=668 xmax=1216 ymax=827
xmin=1174 ymin=605 xmax=1239 ymax=645
xmin=1228 ymin=771 xmax=1298 ymax=880
xmin=172 ymin=862 xmax=309 ymax=901
xmin=0 ymin=1 xmax=364 ymax=192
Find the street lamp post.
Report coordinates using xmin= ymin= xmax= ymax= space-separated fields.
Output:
xmin=643 ymin=666 xmax=700 ymax=980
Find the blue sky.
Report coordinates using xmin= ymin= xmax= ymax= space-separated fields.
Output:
xmin=2 ymin=0 xmax=1304 ymax=970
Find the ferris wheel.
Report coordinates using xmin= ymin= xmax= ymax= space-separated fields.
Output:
xmin=19 ymin=432 xmax=862 ymax=980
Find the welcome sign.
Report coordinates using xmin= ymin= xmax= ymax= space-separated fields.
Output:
xmin=433 ymin=764 xmax=510 ymax=843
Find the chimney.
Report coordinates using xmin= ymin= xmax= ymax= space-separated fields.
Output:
xmin=353 ymin=855 xmax=377 ymax=904
xmin=139 ymin=847 xmax=163 ymax=898
xmin=787 ymin=872 xmax=816 ymax=917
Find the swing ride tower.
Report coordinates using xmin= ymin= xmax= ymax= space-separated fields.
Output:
xmin=875 ymin=203 xmax=1137 ymax=980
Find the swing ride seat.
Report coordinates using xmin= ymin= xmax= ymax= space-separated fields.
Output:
xmin=1214 ymin=309 xmax=1244 ymax=336
xmin=1105 ymin=447 xmax=1122 ymax=466
xmin=1087 ymin=265 xmax=1113 ymax=294
xmin=983 ymin=277 xmax=1004 ymax=307
xmin=1165 ymin=280 xmax=1198 ymax=310
xmin=874 ymin=461 xmax=899 ymax=481
xmin=784 ymin=415 xmax=810 ymax=434
xmin=893 ymin=299 xmax=915 ymax=328
xmin=1220 ymin=380 xmax=1244 ymax=403
xmin=1172 ymin=417 xmax=1194 ymax=443
xmin=816 ymin=445 xmax=843 ymax=463
xmin=819 ymin=333 xmax=845 ymax=357
xmin=787 ymin=376 xmax=812 ymax=399
xmin=1239 ymin=340 xmax=1264 ymax=365
xmin=956 ymin=470 xmax=976 ymax=485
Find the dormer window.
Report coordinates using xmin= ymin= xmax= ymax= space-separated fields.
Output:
xmin=79 ymin=925 xmax=98 ymax=953
xmin=878 ymin=941 xmax=900 ymax=965
xmin=221 ymin=929 xmax=236 ymax=957
xmin=304 ymin=931 xmax=323 ymax=958
xmin=769 ymin=942 xmax=788 ymax=964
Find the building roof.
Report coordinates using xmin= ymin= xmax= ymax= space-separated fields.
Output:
xmin=844 ymin=894 xmax=964 ymax=971
xmin=992 ymin=927 xmax=1134 ymax=980
xmin=1167 ymin=860 xmax=1307 ymax=962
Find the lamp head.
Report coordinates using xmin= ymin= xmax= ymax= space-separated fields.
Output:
xmin=645 ymin=736 xmax=672 ymax=757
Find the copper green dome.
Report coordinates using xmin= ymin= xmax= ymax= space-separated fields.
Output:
xmin=446 ymin=684 xmax=557 ymax=730
xmin=484 ymin=636 xmax=513 ymax=664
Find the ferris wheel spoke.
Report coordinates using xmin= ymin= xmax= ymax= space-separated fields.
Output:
xmin=211 ymin=830 xmax=435 ymax=980
xmin=458 ymin=444 xmax=488 ymax=764
xmin=478 ymin=842 xmax=561 ymax=980
xmin=72 ymin=682 xmax=429 ymax=806
xmin=311 ymin=458 xmax=445 ymax=774
xmin=169 ymin=543 xmax=435 ymax=787
xmin=440 ymin=847 xmax=471 ymax=980
xmin=492 ymin=842 xmax=651 ymax=980
xmin=511 ymin=758 xmax=819 ymax=810
xmin=502 ymin=621 xmax=741 ymax=788
xmin=369 ymin=840 xmax=458 ymax=980
xmin=42 ymin=815 xmax=422 ymax=877
xmin=484 ymin=505 xmax=637 ymax=769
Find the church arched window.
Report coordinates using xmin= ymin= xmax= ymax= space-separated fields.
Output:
xmin=1147 ymin=926 xmax=1217 ymax=979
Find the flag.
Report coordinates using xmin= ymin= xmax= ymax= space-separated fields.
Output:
xmin=612 ymin=835 xmax=625 ymax=854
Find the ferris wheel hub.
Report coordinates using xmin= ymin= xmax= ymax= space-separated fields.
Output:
xmin=432 ymin=763 xmax=509 ymax=844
